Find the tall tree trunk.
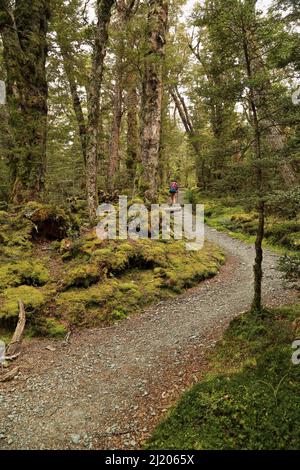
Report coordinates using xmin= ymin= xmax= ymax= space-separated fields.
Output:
xmin=108 ymin=67 xmax=123 ymax=192
xmin=242 ymin=25 xmax=264 ymax=313
xmin=170 ymin=87 xmax=204 ymax=187
xmin=140 ymin=0 xmax=168 ymax=202
xmin=56 ymin=35 xmax=87 ymax=166
xmin=86 ymin=0 xmax=115 ymax=220
xmin=126 ymin=78 xmax=140 ymax=190
xmin=263 ymin=120 xmax=298 ymax=186
xmin=108 ymin=0 xmax=139 ymax=192
xmin=0 ymin=0 xmax=50 ymax=202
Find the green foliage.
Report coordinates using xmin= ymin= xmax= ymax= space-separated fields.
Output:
xmin=184 ymin=187 xmax=201 ymax=210
xmin=265 ymin=220 xmax=300 ymax=249
xmin=36 ymin=318 xmax=68 ymax=338
xmin=55 ymin=237 xmax=225 ymax=327
xmin=62 ymin=263 xmax=100 ymax=289
xmin=0 ymin=261 xmax=50 ymax=290
xmin=0 ymin=286 xmax=46 ymax=319
xmin=278 ymin=253 xmax=300 ymax=289
xmin=190 ymin=193 xmax=300 ymax=252
xmin=0 ymin=210 xmax=33 ymax=259
xmin=145 ymin=305 xmax=300 ymax=450
xmin=266 ymin=189 xmax=300 ymax=219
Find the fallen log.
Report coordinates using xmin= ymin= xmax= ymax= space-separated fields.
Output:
xmin=7 ymin=300 xmax=26 ymax=356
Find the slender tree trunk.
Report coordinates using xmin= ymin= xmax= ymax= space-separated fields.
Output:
xmin=0 ymin=0 xmax=50 ymax=202
xmin=140 ymin=0 xmax=168 ymax=202
xmin=108 ymin=70 xmax=123 ymax=192
xmin=57 ymin=37 xmax=87 ymax=166
xmin=170 ymin=87 xmax=204 ymax=187
xmin=86 ymin=0 xmax=115 ymax=220
xmin=251 ymin=97 xmax=264 ymax=312
xmin=242 ymin=33 xmax=264 ymax=313
xmin=126 ymin=83 xmax=140 ymax=187
xmin=108 ymin=0 xmax=138 ymax=192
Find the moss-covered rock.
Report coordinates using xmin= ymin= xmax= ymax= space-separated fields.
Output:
xmin=0 ymin=286 xmax=46 ymax=319
xmin=0 ymin=261 xmax=50 ymax=290
xmin=56 ymin=282 xmax=117 ymax=326
xmin=62 ymin=264 xmax=100 ymax=289
xmin=36 ymin=318 xmax=68 ymax=338
xmin=23 ymin=201 xmax=79 ymax=240
xmin=54 ymin=240 xmax=224 ymax=328
xmin=0 ymin=203 xmax=225 ymax=334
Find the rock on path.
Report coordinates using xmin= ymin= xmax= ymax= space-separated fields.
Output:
xmin=0 ymin=225 xmax=295 ymax=450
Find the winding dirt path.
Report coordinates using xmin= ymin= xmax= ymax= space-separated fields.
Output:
xmin=0 ymin=224 xmax=295 ymax=450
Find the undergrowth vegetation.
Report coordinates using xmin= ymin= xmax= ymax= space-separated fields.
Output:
xmin=0 ymin=203 xmax=225 ymax=340
xmin=145 ymin=304 xmax=300 ymax=450
xmin=185 ymin=188 xmax=300 ymax=289
xmin=185 ymin=188 xmax=300 ymax=253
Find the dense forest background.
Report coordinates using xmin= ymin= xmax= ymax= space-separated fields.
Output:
xmin=0 ymin=0 xmax=298 ymax=207
xmin=0 ymin=0 xmax=299 ymax=324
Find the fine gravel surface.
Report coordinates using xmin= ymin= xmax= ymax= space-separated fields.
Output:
xmin=0 ymin=225 xmax=295 ymax=450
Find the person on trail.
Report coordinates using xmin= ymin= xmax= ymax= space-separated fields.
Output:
xmin=169 ymin=180 xmax=178 ymax=205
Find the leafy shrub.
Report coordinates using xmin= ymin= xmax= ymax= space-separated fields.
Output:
xmin=184 ymin=187 xmax=201 ymax=209
xmin=266 ymin=188 xmax=300 ymax=219
xmin=278 ymin=254 xmax=300 ymax=289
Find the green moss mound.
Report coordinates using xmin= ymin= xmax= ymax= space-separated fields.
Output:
xmin=0 ymin=206 xmax=224 ymax=337
xmin=36 ymin=318 xmax=68 ymax=338
xmin=23 ymin=201 xmax=79 ymax=240
xmin=55 ymin=239 xmax=224 ymax=327
xmin=0 ymin=286 xmax=46 ymax=319
xmin=145 ymin=305 xmax=300 ymax=450
xmin=0 ymin=261 xmax=50 ymax=289
xmin=62 ymin=264 xmax=100 ymax=289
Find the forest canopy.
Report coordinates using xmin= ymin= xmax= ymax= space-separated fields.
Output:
xmin=0 ymin=0 xmax=299 ymax=317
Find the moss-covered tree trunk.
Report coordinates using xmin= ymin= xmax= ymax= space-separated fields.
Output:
xmin=56 ymin=33 xmax=87 ymax=166
xmin=241 ymin=5 xmax=265 ymax=313
xmin=140 ymin=0 xmax=168 ymax=202
xmin=108 ymin=64 xmax=123 ymax=192
xmin=86 ymin=0 xmax=115 ymax=220
xmin=126 ymin=77 xmax=140 ymax=191
xmin=0 ymin=0 xmax=50 ymax=202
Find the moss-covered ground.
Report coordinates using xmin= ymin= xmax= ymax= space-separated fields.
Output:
xmin=145 ymin=304 xmax=300 ymax=450
xmin=0 ymin=203 xmax=225 ymax=340
xmin=185 ymin=190 xmax=299 ymax=254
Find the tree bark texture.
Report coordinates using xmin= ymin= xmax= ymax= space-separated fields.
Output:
xmin=0 ymin=0 xmax=50 ymax=202
xmin=140 ymin=0 xmax=168 ymax=202
xmin=86 ymin=0 xmax=115 ymax=220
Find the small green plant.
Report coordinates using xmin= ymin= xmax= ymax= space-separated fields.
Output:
xmin=278 ymin=254 xmax=300 ymax=290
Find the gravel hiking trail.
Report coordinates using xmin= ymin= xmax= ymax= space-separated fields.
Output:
xmin=0 ymin=209 xmax=296 ymax=449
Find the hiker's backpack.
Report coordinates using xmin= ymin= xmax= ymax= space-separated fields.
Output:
xmin=170 ymin=182 xmax=178 ymax=192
